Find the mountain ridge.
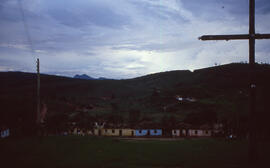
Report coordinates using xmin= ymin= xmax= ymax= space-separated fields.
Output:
xmin=1 ymin=63 xmax=270 ymax=135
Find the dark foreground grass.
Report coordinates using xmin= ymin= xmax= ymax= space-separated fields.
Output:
xmin=0 ymin=136 xmax=269 ymax=168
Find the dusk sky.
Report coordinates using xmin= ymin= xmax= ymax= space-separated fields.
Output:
xmin=0 ymin=0 xmax=270 ymax=79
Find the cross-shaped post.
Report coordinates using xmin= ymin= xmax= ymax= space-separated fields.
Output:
xmin=199 ymin=0 xmax=270 ymax=164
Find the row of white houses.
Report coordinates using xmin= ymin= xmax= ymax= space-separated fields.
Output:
xmin=1 ymin=128 xmax=10 ymax=138
xmin=0 ymin=128 xmax=212 ymax=138
xmin=68 ymin=128 xmax=212 ymax=137
xmin=172 ymin=129 xmax=211 ymax=137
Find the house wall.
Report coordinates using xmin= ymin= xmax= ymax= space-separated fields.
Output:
xmin=94 ymin=129 xmax=100 ymax=136
xmin=203 ymin=130 xmax=212 ymax=136
xmin=93 ymin=129 xmax=134 ymax=136
xmin=172 ymin=129 xmax=212 ymax=137
xmin=102 ymin=129 xmax=120 ymax=136
xmin=135 ymin=129 xmax=148 ymax=136
xmin=121 ymin=129 xmax=134 ymax=136
xmin=149 ymin=129 xmax=162 ymax=136
xmin=73 ymin=128 xmax=78 ymax=135
xmin=70 ymin=128 xmax=211 ymax=137
xmin=182 ymin=129 xmax=187 ymax=136
xmin=189 ymin=130 xmax=202 ymax=136
xmin=189 ymin=129 xmax=212 ymax=137
xmin=172 ymin=130 xmax=180 ymax=136
xmin=172 ymin=129 xmax=188 ymax=137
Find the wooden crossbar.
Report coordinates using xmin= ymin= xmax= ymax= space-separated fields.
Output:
xmin=199 ymin=34 xmax=270 ymax=41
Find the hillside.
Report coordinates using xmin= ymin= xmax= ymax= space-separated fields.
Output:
xmin=1 ymin=63 xmax=270 ymax=135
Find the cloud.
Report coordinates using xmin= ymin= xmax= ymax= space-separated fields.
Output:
xmin=46 ymin=1 xmax=130 ymax=29
xmin=0 ymin=0 xmax=269 ymax=79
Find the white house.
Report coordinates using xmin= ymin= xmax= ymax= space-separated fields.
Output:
xmin=172 ymin=128 xmax=211 ymax=137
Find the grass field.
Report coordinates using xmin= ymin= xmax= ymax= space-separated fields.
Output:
xmin=0 ymin=136 xmax=269 ymax=168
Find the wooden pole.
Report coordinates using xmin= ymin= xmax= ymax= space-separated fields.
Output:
xmin=36 ymin=58 xmax=40 ymax=125
xmin=248 ymin=0 xmax=258 ymax=164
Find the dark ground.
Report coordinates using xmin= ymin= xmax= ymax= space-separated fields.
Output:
xmin=0 ymin=136 xmax=269 ymax=168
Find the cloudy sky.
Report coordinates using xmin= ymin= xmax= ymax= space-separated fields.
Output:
xmin=0 ymin=0 xmax=270 ymax=79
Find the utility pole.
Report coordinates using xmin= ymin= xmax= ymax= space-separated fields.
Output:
xmin=36 ymin=58 xmax=40 ymax=125
xmin=199 ymin=0 xmax=270 ymax=164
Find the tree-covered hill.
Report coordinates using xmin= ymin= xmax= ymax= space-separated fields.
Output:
xmin=1 ymin=63 xmax=270 ymax=136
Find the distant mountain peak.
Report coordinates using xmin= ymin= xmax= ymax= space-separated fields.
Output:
xmin=73 ymin=74 xmax=111 ymax=80
xmin=73 ymin=74 xmax=94 ymax=80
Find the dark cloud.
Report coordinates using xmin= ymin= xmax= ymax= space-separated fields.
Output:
xmin=131 ymin=0 xmax=189 ymax=23
xmin=181 ymin=0 xmax=249 ymax=20
xmin=257 ymin=0 xmax=270 ymax=14
xmin=182 ymin=0 xmax=270 ymax=16
xmin=0 ymin=4 xmax=21 ymax=22
xmin=46 ymin=1 xmax=129 ymax=29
